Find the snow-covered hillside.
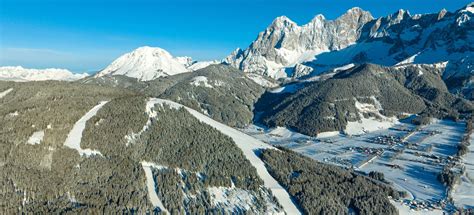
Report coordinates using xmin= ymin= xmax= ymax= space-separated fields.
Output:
xmin=96 ymin=46 xmax=219 ymax=81
xmin=0 ymin=66 xmax=88 ymax=82
xmin=152 ymin=98 xmax=301 ymax=215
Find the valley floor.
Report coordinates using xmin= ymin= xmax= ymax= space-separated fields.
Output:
xmin=241 ymin=119 xmax=468 ymax=214
xmin=451 ymin=133 xmax=474 ymax=209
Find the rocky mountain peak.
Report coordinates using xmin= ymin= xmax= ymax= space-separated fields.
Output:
xmin=388 ymin=9 xmax=411 ymax=24
xmin=269 ymin=16 xmax=297 ymax=30
xmin=339 ymin=7 xmax=373 ymax=21
xmin=438 ymin=8 xmax=448 ymax=20
xmin=458 ymin=2 xmax=474 ymax=14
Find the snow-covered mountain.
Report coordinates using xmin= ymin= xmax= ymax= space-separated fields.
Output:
xmin=96 ymin=46 xmax=219 ymax=81
xmin=224 ymin=7 xmax=374 ymax=79
xmin=0 ymin=66 xmax=88 ymax=82
xmin=225 ymin=3 xmax=474 ymax=98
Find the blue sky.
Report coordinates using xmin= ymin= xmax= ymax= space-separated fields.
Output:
xmin=0 ymin=0 xmax=472 ymax=73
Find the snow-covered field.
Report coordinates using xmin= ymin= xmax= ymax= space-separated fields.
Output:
xmin=64 ymin=101 xmax=108 ymax=157
xmin=452 ymin=132 xmax=474 ymax=208
xmin=390 ymin=200 xmax=444 ymax=215
xmin=242 ymin=119 xmax=467 ymax=213
xmin=141 ymin=162 xmax=169 ymax=214
xmin=153 ymin=99 xmax=301 ymax=215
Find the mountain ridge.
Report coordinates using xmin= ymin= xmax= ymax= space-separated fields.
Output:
xmin=0 ymin=66 xmax=88 ymax=82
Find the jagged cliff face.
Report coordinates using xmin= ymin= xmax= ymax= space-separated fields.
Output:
xmin=358 ymin=4 xmax=474 ymax=62
xmin=225 ymin=8 xmax=374 ymax=79
xmin=226 ymin=4 xmax=473 ymax=79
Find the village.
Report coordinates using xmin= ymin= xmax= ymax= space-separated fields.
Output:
xmin=242 ymin=119 xmax=470 ymax=213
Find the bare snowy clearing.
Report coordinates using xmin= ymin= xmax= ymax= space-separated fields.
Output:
xmin=141 ymin=162 xmax=169 ymax=214
xmin=208 ymin=186 xmax=255 ymax=212
xmin=63 ymin=101 xmax=108 ymax=157
xmin=27 ymin=130 xmax=45 ymax=145
xmin=190 ymin=76 xmax=213 ymax=88
xmin=345 ymin=98 xmax=399 ymax=135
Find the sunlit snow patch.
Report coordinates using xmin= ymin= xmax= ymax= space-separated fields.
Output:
xmin=190 ymin=76 xmax=213 ymax=88
xmin=64 ymin=101 xmax=108 ymax=157
xmin=344 ymin=97 xmax=398 ymax=135
xmin=27 ymin=131 xmax=45 ymax=145
xmin=208 ymin=186 xmax=256 ymax=212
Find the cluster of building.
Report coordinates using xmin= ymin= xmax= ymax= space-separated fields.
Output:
xmin=370 ymin=135 xmax=406 ymax=146
xmin=347 ymin=146 xmax=383 ymax=156
xmin=400 ymin=199 xmax=445 ymax=212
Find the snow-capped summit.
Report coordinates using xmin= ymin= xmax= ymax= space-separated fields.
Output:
xmin=225 ymin=3 xmax=473 ymax=82
xmin=96 ymin=46 xmax=190 ymax=81
xmin=269 ymin=16 xmax=298 ymax=29
xmin=225 ymin=7 xmax=373 ymax=79
xmin=0 ymin=66 xmax=88 ymax=82
xmin=459 ymin=2 xmax=474 ymax=14
xmin=96 ymin=46 xmax=220 ymax=81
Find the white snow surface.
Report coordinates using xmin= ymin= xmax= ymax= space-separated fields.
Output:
xmin=0 ymin=88 xmax=13 ymax=99
xmin=187 ymin=60 xmax=220 ymax=71
xmin=269 ymin=83 xmax=303 ymax=94
xmin=0 ymin=66 xmax=88 ymax=82
xmin=208 ymin=186 xmax=256 ymax=212
xmin=390 ymin=200 xmax=443 ymax=215
xmin=243 ymin=118 xmax=466 ymax=213
xmin=460 ymin=4 xmax=474 ymax=14
xmin=96 ymin=46 xmax=190 ymax=81
xmin=190 ymin=76 xmax=213 ymax=88
xmin=333 ymin=63 xmax=355 ymax=72
xmin=141 ymin=162 xmax=169 ymax=213
xmin=64 ymin=101 xmax=108 ymax=157
xmin=345 ymin=117 xmax=398 ymax=135
xmin=396 ymin=53 xmax=420 ymax=66
xmin=153 ymin=99 xmax=301 ymax=215
xmin=245 ymin=73 xmax=278 ymax=87
xmin=345 ymin=98 xmax=398 ymax=135
xmin=27 ymin=131 xmax=45 ymax=145
xmin=96 ymin=46 xmax=220 ymax=81
xmin=452 ymin=132 xmax=474 ymax=208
